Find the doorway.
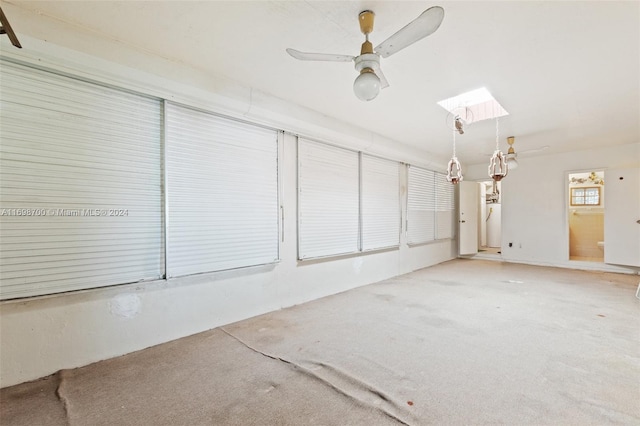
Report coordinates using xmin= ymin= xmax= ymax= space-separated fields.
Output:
xmin=457 ymin=180 xmax=503 ymax=258
xmin=567 ymin=171 xmax=604 ymax=262
xmin=479 ymin=180 xmax=502 ymax=256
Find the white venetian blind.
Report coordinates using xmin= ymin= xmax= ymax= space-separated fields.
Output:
xmin=0 ymin=60 xmax=163 ymax=300
xmin=165 ymin=102 xmax=279 ymax=277
xmin=407 ymin=166 xmax=436 ymax=244
xmin=435 ymin=172 xmax=455 ymax=239
xmin=298 ymin=139 xmax=359 ymax=259
xmin=361 ymin=154 xmax=400 ymax=250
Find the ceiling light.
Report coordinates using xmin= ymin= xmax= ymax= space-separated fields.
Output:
xmin=488 ymin=118 xmax=508 ymax=181
xmin=446 ymin=128 xmax=463 ymax=184
xmin=353 ymin=69 xmax=380 ymax=101
xmin=353 ymin=52 xmax=382 ymax=101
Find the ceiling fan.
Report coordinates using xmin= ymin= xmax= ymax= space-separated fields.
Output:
xmin=286 ymin=6 xmax=445 ymax=101
xmin=484 ymin=137 xmax=550 ymax=169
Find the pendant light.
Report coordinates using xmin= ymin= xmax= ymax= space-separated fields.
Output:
xmin=446 ymin=128 xmax=463 ymax=184
xmin=488 ymin=117 xmax=508 ymax=181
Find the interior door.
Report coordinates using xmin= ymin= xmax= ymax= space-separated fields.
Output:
xmin=458 ymin=181 xmax=479 ymax=255
xmin=604 ymin=167 xmax=640 ymax=267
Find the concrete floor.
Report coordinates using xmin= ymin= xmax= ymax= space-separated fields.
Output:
xmin=2 ymin=259 xmax=639 ymax=425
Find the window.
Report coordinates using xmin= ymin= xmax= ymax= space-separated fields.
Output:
xmin=0 ymin=60 xmax=163 ymax=300
xmin=361 ymin=155 xmax=401 ymax=251
xmin=298 ymin=139 xmax=360 ymax=259
xmin=297 ymin=139 xmax=401 ymax=259
xmin=571 ymin=187 xmax=600 ymax=206
xmin=407 ymin=166 xmax=455 ymax=244
xmin=437 ymin=87 xmax=509 ymax=123
xmin=0 ymin=60 xmax=282 ymax=299
xmin=165 ymin=102 xmax=279 ymax=277
xmin=407 ymin=166 xmax=436 ymax=244
xmin=435 ymin=172 xmax=455 ymax=239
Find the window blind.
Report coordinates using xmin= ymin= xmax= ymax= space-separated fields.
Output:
xmin=0 ymin=60 xmax=163 ymax=300
xmin=165 ymin=102 xmax=279 ymax=277
xmin=361 ymin=155 xmax=400 ymax=250
xmin=435 ymin=172 xmax=455 ymax=239
xmin=298 ymin=139 xmax=359 ymax=259
xmin=407 ymin=166 xmax=436 ymax=244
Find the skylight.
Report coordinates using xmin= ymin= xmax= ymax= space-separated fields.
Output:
xmin=437 ymin=87 xmax=509 ymax=123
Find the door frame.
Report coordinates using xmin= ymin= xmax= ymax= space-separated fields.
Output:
xmin=564 ymin=168 xmax=605 ymax=262
xmin=458 ymin=180 xmax=479 ymax=256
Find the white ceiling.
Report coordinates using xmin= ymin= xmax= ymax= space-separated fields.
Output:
xmin=3 ymin=1 xmax=639 ymax=165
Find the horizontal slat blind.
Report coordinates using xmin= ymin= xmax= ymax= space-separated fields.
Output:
xmin=298 ymin=139 xmax=359 ymax=259
xmin=0 ymin=60 xmax=163 ymax=300
xmin=407 ymin=166 xmax=436 ymax=244
xmin=165 ymin=102 xmax=278 ymax=277
xmin=435 ymin=172 xmax=455 ymax=239
xmin=361 ymin=155 xmax=400 ymax=250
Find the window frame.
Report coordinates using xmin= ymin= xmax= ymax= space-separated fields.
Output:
xmin=570 ymin=186 xmax=600 ymax=206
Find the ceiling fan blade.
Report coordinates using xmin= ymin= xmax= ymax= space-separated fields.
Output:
xmin=286 ymin=48 xmax=355 ymax=62
xmin=0 ymin=7 xmax=22 ymax=48
xmin=374 ymin=6 xmax=444 ymax=58
xmin=482 ymin=146 xmax=550 ymax=156
xmin=519 ymin=146 xmax=550 ymax=155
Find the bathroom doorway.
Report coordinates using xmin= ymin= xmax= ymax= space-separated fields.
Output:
xmin=478 ymin=180 xmax=502 ymax=256
xmin=568 ymin=171 xmax=604 ymax=262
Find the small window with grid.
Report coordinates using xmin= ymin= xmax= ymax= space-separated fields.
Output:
xmin=571 ymin=187 xmax=600 ymax=206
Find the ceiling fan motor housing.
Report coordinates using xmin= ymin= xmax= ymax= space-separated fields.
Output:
xmin=507 ymin=136 xmax=516 ymax=154
xmin=354 ymin=53 xmax=380 ymax=75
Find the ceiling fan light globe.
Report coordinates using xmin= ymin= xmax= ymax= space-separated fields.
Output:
xmin=506 ymin=157 xmax=519 ymax=170
xmin=353 ymin=71 xmax=380 ymax=101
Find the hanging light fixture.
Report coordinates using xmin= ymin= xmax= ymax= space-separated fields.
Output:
xmin=488 ymin=117 xmax=508 ymax=181
xmin=443 ymin=106 xmax=471 ymax=184
xmin=446 ymin=128 xmax=463 ymax=184
xmin=505 ymin=136 xmax=518 ymax=170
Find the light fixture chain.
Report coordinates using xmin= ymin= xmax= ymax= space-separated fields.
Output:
xmin=452 ymin=128 xmax=456 ymax=157
xmin=495 ymin=117 xmax=500 ymax=150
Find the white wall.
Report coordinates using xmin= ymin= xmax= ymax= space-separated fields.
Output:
xmin=0 ymin=38 xmax=456 ymax=387
xmin=465 ymin=143 xmax=640 ymax=273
